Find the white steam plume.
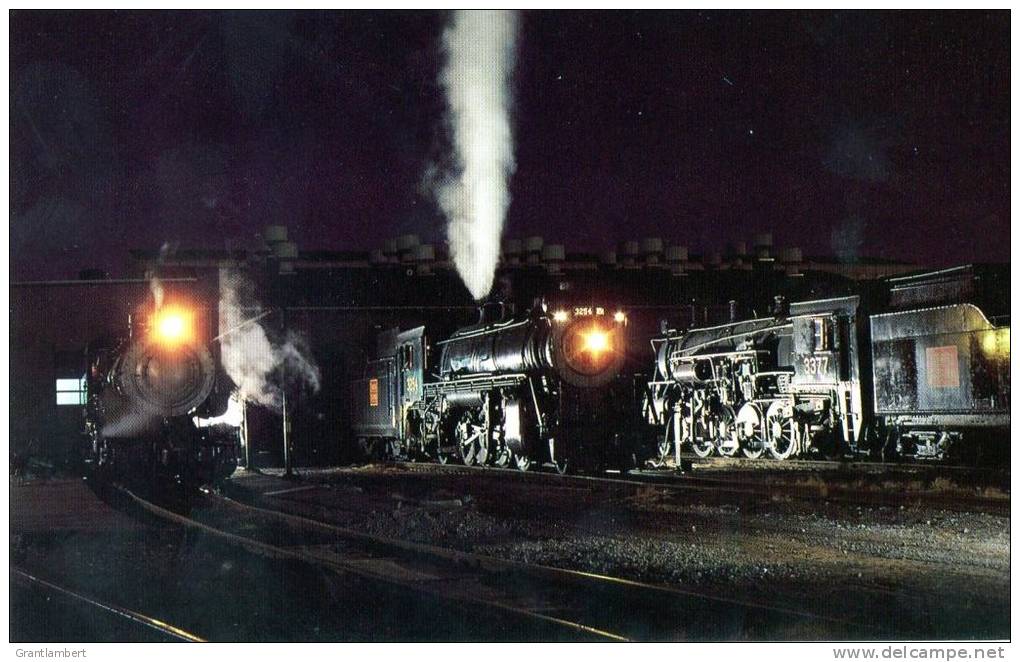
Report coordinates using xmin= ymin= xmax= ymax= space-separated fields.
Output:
xmin=218 ymin=269 xmax=321 ymax=410
xmin=147 ymin=242 xmax=177 ymax=309
xmin=436 ymin=10 xmax=520 ymax=300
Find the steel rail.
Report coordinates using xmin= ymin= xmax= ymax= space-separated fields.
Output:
xmin=115 ymin=485 xmax=627 ymax=642
xmin=11 ymin=567 xmax=206 ymax=643
xmin=214 ymin=488 xmax=872 ymax=635
xmin=376 ymin=461 xmax=1008 ymax=514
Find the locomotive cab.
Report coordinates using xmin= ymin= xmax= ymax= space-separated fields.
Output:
xmin=787 ymin=296 xmax=870 ymax=457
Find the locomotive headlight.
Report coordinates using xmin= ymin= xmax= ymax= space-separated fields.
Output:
xmin=152 ymin=307 xmax=194 ymax=346
xmin=559 ymin=320 xmax=623 ymax=380
xmin=553 ymin=309 xmax=570 ymax=323
xmin=582 ymin=328 xmax=610 ymax=354
xmin=613 ymin=311 xmax=627 ymax=323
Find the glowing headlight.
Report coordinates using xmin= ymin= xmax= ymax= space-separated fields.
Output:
xmin=582 ymin=328 xmax=610 ymax=353
xmin=613 ymin=311 xmax=627 ymax=323
xmin=553 ymin=310 xmax=570 ymax=323
xmin=982 ymin=328 xmax=1011 ymax=357
xmin=152 ymin=308 xmax=194 ymax=345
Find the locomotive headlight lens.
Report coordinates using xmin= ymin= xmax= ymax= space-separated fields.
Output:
xmin=553 ymin=310 xmax=570 ymax=323
xmin=613 ymin=311 xmax=627 ymax=323
xmin=153 ymin=308 xmax=194 ymax=345
xmin=583 ymin=328 xmax=610 ymax=354
xmin=560 ymin=321 xmax=621 ymax=377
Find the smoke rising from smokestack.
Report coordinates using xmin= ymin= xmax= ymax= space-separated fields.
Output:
xmin=435 ymin=10 xmax=519 ymax=300
xmin=218 ymin=269 xmax=321 ymax=410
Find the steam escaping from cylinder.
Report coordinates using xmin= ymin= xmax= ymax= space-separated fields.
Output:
xmin=218 ymin=269 xmax=321 ymax=411
xmin=435 ymin=10 xmax=520 ymax=300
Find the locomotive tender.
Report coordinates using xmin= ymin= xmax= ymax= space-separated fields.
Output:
xmin=350 ymin=300 xmax=637 ymax=472
xmin=84 ymin=301 xmax=240 ymax=497
xmin=647 ymin=265 xmax=1009 ymax=463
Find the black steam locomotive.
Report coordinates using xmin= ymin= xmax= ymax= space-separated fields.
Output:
xmin=83 ymin=301 xmax=240 ymax=499
xmin=647 ymin=266 xmax=1010 ymax=464
xmin=350 ymin=300 xmax=644 ymax=472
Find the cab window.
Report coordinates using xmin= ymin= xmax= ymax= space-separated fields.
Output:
xmin=813 ymin=319 xmax=832 ymax=351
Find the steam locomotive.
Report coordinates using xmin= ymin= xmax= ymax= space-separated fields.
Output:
xmin=647 ymin=265 xmax=1010 ymax=464
xmin=350 ymin=300 xmax=645 ymax=472
xmin=83 ymin=301 xmax=240 ymax=500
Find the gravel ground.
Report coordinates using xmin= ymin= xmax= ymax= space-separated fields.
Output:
xmin=10 ymin=464 xmax=1009 ymax=640
xmin=231 ymin=464 xmax=1009 ymax=639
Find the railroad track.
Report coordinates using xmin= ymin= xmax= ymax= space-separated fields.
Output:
xmin=11 ymin=567 xmax=206 ymax=642
xmin=674 ymin=454 xmax=1009 ymax=476
xmin=370 ymin=461 xmax=1008 ymax=515
xmin=118 ymin=484 xmax=876 ymax=641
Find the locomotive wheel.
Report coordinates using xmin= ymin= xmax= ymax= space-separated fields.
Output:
xmin=386 ymin=438 xmax=403 ymax=461
xmin=881 ymin=428 xmax=902 ymax=462
xmin=456 ymin=412 xmax=487 ymax=466
xmin=736 ymin=403 xmax=766 ymax=459
xmin=765 ymin=401 xmax=798 ymax=460
xmin=357 ymin=437 xmax=379 ymax=461
xmin=688 ymin=409 xmax=714 ymax=458
xmin=492 ymin=446 xmax=512 ymax=468
xmin=690 ymin=437 xmax=714 ymax=458
xmin=715 ymin=405 xmax=740 ymax=457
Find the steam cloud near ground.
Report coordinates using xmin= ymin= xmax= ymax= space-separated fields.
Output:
xmin=435 ymin=10 xmax=520 ymax=301
xmin=218 ymin=269 xmax=321 ymax=411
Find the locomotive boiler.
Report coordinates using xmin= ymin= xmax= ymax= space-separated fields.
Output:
xmin=351 ymin=300 xmax=636 ymax=472
xmin=84 ymin=302 xmax=239 ymax=498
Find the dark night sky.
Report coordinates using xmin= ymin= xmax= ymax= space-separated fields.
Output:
xmin=10 ymin=10 xmax=1010 ymax=280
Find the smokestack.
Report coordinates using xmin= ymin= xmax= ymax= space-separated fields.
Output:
xmin=665 ymin=245 xmax=688 ymax=276
xmin=524 ymin=236 xmax=544 ymax=264
xmin=641 ymin=237 xmax=664 ymax=267
xmin=620 ymin=240 xmax=640 ymax=268
xmin=413 ymin=243 xmax=436 ymax=275
xmin=542 ymin=244 xmax=565 ymax=274
xmin=434 ymin=10 xmax=520 ymax=300
xmin=754 ymin=232 xmax=774 ymax=260
xmin=264 ymin=225 xmax=288 ymax=245
xmin=273 ymin=241 xmax=298 ymax=275
xmin=780 ymin=246 xmax=804 ymax=276
xmin=502 ymin=238 xmax=522 ymax=265
xmin=395 ymin=234 xmax=420 ymax=263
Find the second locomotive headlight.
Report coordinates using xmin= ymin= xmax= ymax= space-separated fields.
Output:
xmin=561 ymin=320 xmax=616 ymax=375
xmin=550 ymin=308 xmax=627 ymax=387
